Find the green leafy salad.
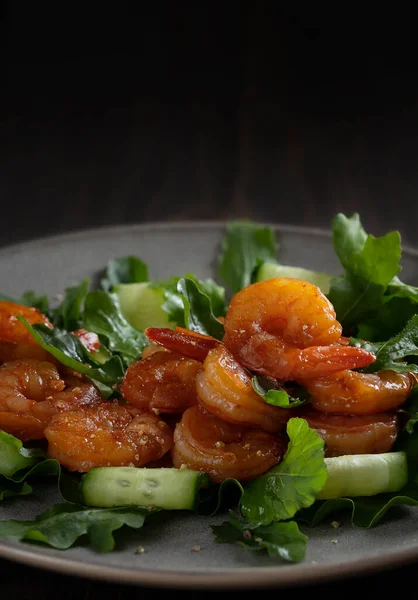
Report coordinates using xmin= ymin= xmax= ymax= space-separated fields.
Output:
xmin=1 ymin=212 xmax=418 ymax=563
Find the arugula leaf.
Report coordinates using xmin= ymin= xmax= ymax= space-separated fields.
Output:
xmin=331 ymin=212 xmax=367 ymax=267
xmin=240 ymin=418 xmax=327 ymax=525
xmin=51 ymin=278 xmax=90 ymax=331
xmin=388 ymin=277 xmax=418 ymax=302
xmin=0 ymin=429 xmax=89 ymax=506
xmin=0 ymin=431 xmax=61 ymax=502
xmin=326 ymin=213 xmax=418 ymax=340
xmin=349 ymin=277 xmax=418 ymax=342
xmin=251 ymin=376 xmax=309 ymax=408
xmin=82 ymin=291 xmax=148 ymax=365
xmin=298 ymin=488 xmax=418 ymax=529
xmin=332 ymin=213 xmax=402 ymax=282
xmin=0 ymin=431 xmax=41 ymax=501
xmin=176 ymin=278 xmax=225 ymax=340
xmin=0 ymin=480 xmax=33 ymax=501
xmin=212 ymin=510 xmax=307 ymax=562
xmin=0 ymin=503 xmax=154 ymax=552
xmin=1 ymin=461 xmax=81 ymax=505
xmin=0 ymin=431 xmax=41 ymax=478
xmin=375 ymin=280 xmax=418 ymax=339
xmin=189 ymin=276 xmax=227 ymax=318
xmin=0 ymin=432 xmax=58 ymax=480
xmin=154 ymin=274 xmax=227 ymax=328
xmin=217 ymin=221 xmax=277 ymax=294
xmin=152 ymin=277 xmax=186 ymax=327
xmin=0 ymin=462 xmax=60 ymax=502
xmin=351 ymin=314 xmax=418 ymax=373
xmin=355 ymin=297 xmax=418 ymax=342
xmin=198 ymin=478 xmax=244 ymax=517
xmin=18 ymin=319 xmax=124 ymax=397
xmin=328 ymin=213 xmax=402 ymax=333
xmin=12 ymin=459 xmax=60 ymax=483
xmin=101 ymin=256 xmax=149 ymax=292
xmin=403 ymin=387 xmax=418 ymax=434
xmin=0 ymin=291 xmax=50 ymax=315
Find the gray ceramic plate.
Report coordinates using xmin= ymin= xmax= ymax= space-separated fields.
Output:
xmin=1 ymin=221 xmax=418 ymax=590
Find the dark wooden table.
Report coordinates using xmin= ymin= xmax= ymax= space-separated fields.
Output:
xmin=3 ymin=6 xmax=418 ymax=596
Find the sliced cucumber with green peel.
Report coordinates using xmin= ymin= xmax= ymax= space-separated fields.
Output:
xmin=82 ymin=466 xmax=208 ymax=510
xmin=114 ymin=282 xmax=171 ymax=330
xmin=0 ymin=431 xmax=39 ymax=478
xmin=317 ymin=452 xmax=408 ymax=500
xmin=256 ymin=262 xmax=332 ymax=294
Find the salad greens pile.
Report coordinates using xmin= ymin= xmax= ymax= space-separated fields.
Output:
xmin=1 ymin=213 xmax=418 ymax=561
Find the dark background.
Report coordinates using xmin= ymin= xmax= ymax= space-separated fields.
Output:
xmin=4 ymin=7 xmax=418 ymax=248
xmin=3 ymin=4 xmax=418 ymax=597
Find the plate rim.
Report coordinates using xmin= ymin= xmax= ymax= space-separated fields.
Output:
xmin=1 ymin=219 xmax=418 ymax=589
xmin=2 ymin=219 xmax=418 ymax=259
xmin=2 ymin=539 xmax=418 ymax=590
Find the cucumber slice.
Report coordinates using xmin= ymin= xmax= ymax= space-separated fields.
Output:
xmin=114 ymin=283 xmax=171 ymax=330
xmin=256 ymin=262 xmax=332 ymax=294
xmin=82 ymin=466 xmax=208 ymax=510
xmin=0 ymin=431 xmax=38 ymax=478
xmin=317 ymin=452 xmax=408 ymax=500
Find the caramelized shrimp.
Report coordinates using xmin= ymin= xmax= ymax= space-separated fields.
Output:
xmin=196 ymin=345 xmax=292 ymax=432
xmin=305 ymin=370 xmax=417 ymax=415
xmin=120 ymin=350 xmax=201 ymax=413
xmin=0 ymin=361 xmax=102 ymax=441
xmin=45 ymin=403 xmax=173 ymax=472
xmin=0 ymin=359 xmax=65 ymax=439
xmin=223 ymin=278 xmax=375 ymax=381
xmin=0 ymin=301 xmax=52 ymax=343
xmin=32 ymin=375 xmax=102 ymax=423
xmin=0 ymin=340 xmax=53 ymax=363
xmin=172 ymin=405 xmax=285 ymax=482
xmin=146 ymin=327 xmax=220 ymax=362
xmin=0 ymin=301 xmax=53 ymax=363
xmin=299 ymin=409 xmax=399 ymax=456
xmin=0 ymin=302 xmax=101 ymax=363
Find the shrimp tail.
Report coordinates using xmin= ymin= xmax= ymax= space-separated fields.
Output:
xmin=296 ymin=344 xmax=376 ymax=378
xmin=239 ymin=333 xmax=376 ymax=381
xmin=145 ymin=327 xmax=220 ymax=362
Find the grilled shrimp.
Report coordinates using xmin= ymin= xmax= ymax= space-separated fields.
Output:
xmin=0 ymin=301 xmax=53 ymax=363
xmin=299 ymin=409 xmax=399 ymax=456
xmin=172 ymin=405 xmax=285 ymax=482
xmin=0 ymin=359 xmax=65 ymax=440
xmin=32 ymin=375 xmax=102 ymax=422
xmin=146 ymin=327 xmax=220 ymax=362
xmin=0 ymin=361 xmax=102 ymax=441
xmin=120 ymin=350 xmax=201 ymax=413
xmin=45 ymin=403 xmax=173 ymax=472
xmin=144 ymin=329 xmax=292 ymax=431
xmin=0 ymin=301 xmax=52 ymax=343
xmin=223 ymin=278 xmax=375 ymax=381
xmin=0 ymin=301 xmax=104 ymax=364
xmin=0 ymin=340 xmax=54 ymax=363
xmin=196 ymin=344 xmax=292 ymax=432
xmin=305 ymin=370 xmax=417 ymax=415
